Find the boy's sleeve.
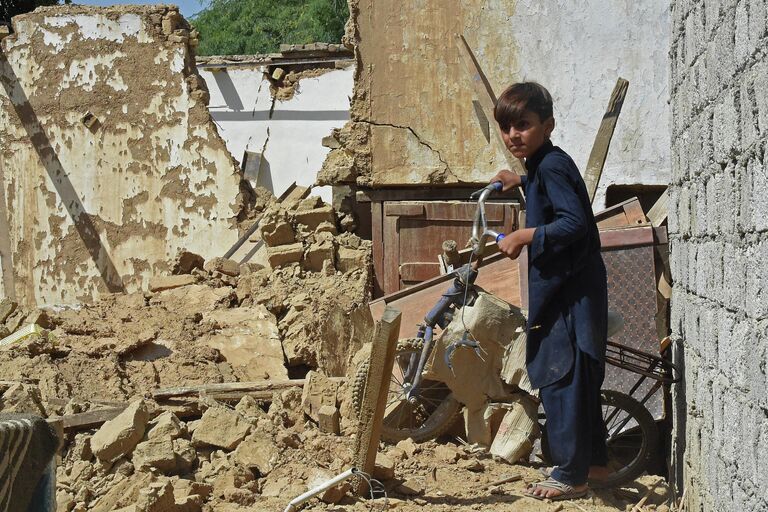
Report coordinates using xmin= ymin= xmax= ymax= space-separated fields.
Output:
xmin=520 ymin=175 xmax=528 ymax=190
xmin=529 ymin=161 xmax=588 ymax=265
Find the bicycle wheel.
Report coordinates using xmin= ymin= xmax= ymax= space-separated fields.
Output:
xmin=351 ymin=338 xmax=462 ymax=443
xmin=541 ymin=389 xmax=658 ymax=488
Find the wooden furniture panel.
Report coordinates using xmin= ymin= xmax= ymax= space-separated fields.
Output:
xmin=377 ymin=200 xmax=518 ymax=295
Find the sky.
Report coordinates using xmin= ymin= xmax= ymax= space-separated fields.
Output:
xmin=71 ymin=0 xmax=212 ymax=19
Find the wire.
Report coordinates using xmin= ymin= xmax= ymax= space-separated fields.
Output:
xmin=355 ymin=470 xmax=388 ymax=511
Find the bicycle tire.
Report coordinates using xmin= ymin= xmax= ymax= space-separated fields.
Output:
xmin=541 ymin=389 xmax=659 ymax=488
xmin=351 ymin=338 xmax=462 ymax=443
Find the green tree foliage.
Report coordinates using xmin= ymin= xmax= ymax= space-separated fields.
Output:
xmin=191 ymin=0 xmax=348 ymax=56
xmin=1 ymin=0 xmax=66 ymax=21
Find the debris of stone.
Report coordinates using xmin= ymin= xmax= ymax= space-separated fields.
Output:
xmin=149 ymin=275 xmax=197 ymax=292
xmin=90 ymin=400 xmax=150 ymax=462
xmin=372 ymin=453 xmax=396 ymax=481
xmin=204 ymin=257 xmax=241 ymax=277
xmin=172 ymin=250 xmax=205 ymax=275
xmin=191 ymin=406 xmax=250 ymax=450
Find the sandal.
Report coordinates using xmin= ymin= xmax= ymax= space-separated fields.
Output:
xmin=524 ymin=477 xmax=589 ymax=501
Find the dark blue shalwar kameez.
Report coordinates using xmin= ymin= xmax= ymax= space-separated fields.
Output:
xmin=521 ymin=139 xmax=609 ymax=487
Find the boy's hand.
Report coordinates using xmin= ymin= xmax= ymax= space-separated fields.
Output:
xmin=498 ymin=228 xmax=535 ymax=260
xmin=489 ymin=170 xmax=521 ymax=191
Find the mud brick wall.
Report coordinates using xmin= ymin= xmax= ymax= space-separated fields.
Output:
xmin=668 ymin=0 xmax=768 ymax=509
xmin=0 ymin=6 xmax=248 ymax=306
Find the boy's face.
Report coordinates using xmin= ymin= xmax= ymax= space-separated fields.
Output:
xmin=500 ymin=110 xmax=555 ymax=160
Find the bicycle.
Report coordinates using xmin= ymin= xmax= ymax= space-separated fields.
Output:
xmin=353 ymin=182 xmax=680 ymax=488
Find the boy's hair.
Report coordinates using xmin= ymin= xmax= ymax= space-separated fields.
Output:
xmin=494 ymin=82 xmax=553 ymax=131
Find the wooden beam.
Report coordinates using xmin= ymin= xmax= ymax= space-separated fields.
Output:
xmin=455 ymin=34 xmax=527 ymax=179
xmin=151 ymin=378 xmax=343 ymax=400
xmin=54 ymin=406 xmax=127 ymax=431
xmin=647 ymin=188 xmax=669 ymax=227
xmin=599 ymin=226 xmax=654 ymax=249
xmin=584 ymin=78 xmax=630 ymax=204
xmin=353 ymin=306 xmax=402 ymax=495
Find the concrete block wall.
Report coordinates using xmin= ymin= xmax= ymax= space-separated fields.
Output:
xmin=669 ymin=0 xmax=768 ymax=510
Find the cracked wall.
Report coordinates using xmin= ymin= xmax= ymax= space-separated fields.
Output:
xmin=669 ymin=0 xmax=768 ymax=510
xmin=0 ymin=5 xmax=248 ymax=306
xmin=198 ymin=61 xmax=354 ymax=204
xmin=321 ymin=0 xmax=670 ymax=205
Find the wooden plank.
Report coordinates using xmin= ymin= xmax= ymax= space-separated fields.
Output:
xmin=353 ymin=306 xmax=402 ymax=495
xmin=370 ymin=252 xmax=522 ymax=339
xmin=357 ymin=187 xmax=483 ymax=203
xmin=400 ymin=262 xmax=442 ymax=282
xmin=423 ymin=202 xmax=505 ymax=222
xmin=152 ymin=378 xmax=342 ymax=400
xmin=584 ymin=78 xmax=630 ymax=204
xmin=594 ymin=197 xmax=648 ymax=229
xmin=371 ymin=201 xmax=385 ymax=297
xmin=599 ymin=226 xmax=654 ymax=249
xmin=647 ymin=188 xmax=669 ymax=227
xmin=0 ymin=156 xmax=16 ymax=300
xmin=384 ymin=203 xmax=424 ymax=217
xmin=455 ymin=34 xmax=527 ymax=179
xmin=55 ymin=406 xmax=127 ymax=431
xmin=382 ymin=212 xmax=400 ymax=294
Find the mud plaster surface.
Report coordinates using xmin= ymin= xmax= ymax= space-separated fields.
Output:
xmin=0 ymin=5 xmax=250 ymax=306
xmin=319 ymin=0 xmax=517 ymax=187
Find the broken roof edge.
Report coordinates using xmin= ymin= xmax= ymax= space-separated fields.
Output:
xmin=196 ymin=43 xmax=353 ymax=67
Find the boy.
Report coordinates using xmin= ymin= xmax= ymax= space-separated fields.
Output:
xmin=489 ymin=82 xmax=608 ymax=500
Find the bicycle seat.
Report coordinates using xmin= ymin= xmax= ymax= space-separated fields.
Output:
xmin=607 ymin=310 xmax=624 ymax=338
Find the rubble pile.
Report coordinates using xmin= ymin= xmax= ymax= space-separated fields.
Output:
xmin=0 ymin=195 xmax=371 ymax=409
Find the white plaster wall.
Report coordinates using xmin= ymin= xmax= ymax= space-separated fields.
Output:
xmin=503 ymin=0 xmax=671 ymax=208
xmin=199 ymin=65 xmax=354 ymax=203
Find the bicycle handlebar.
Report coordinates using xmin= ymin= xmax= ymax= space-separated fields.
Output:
xmin=471 ymin=181 xmax=505 ymax=256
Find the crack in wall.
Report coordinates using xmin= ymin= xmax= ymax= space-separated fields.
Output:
xmin=362 ymin=119 xmax=457 ymax=181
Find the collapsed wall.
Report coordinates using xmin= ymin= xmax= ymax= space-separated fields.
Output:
xmin=321 ymin=0 xmax=670 ymax=205
xmin=669 ymin=0 xmax=768 ymax=510
xmin=0 ymin=5 xmax=250 ymax=306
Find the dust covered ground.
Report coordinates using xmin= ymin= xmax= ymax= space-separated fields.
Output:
xmin=0 ymin=193 xmax=677 ymax=512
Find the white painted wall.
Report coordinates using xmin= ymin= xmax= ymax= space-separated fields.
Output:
xmin=503 ymin=0 xmax=671 ymax=208
xmin=199 ymin=64 xmax=354 ymax=203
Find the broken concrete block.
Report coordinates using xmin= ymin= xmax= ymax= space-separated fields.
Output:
xmin=336 ymin=246 xmax=369 ymax=273
xmin=91 ymin=400 xmax=150 ymax=462
xmin=303 ymin=240 xmax=335 ymax=272
xmin=191 ymin=406 xmax=250 ymax=450
xmin=202 ymin=306 xmax=288 ymax=381
xmin=204 ymin=257 xmax=240 ymax=277
xmin=136 ymin=480 xmax=175 ymax=512
xmin=90 ymin=471 xmax=154 ymax=512
xmin=294 ymin=205 xmax=336 ymax=230
xmin=0 ymin=382 xmax=47 ymax=416
xmin=396 ymin=477 xmax=425 ymax=496
xmin=272 ymin=67 xmax=285 ymax=81
xmin=212 ymin=465 xmax=255 ymax=495
xmin=147 ymin=411 xmax=186 ymax=440
xmin=373 ymin=453 xmax=396 ymax=481
xmin=173 ymin=438 xmax=197 ymax=473
xmin=4 ymin=310 xmax=27 ymax=333
xmin=267 ymin=243 xmax=303 ymax=268
xmin=315 ymin=221 xmax=338 ymax=235
xmin=434 ymin=444 xmax=460 ymax=463
xmin=173 ymin=480 xmax=212 ymax=503
xmin=396 ymin=438 xmax=419 ymax=458
xmin=297 ymin=196 xmax=323 ymax=211
xmin=317 ymin=404 xmax=340 ymax=435
xmin=321 ymin=482 xmax=351 ymax=504
xmin=261 ymin=220 xmax=295 ymax=247
xmin=234 ymin=395 xmax=266 ymax=421
xmin=238 ymin=262 xmax=264 ymax=276
xmin=0 ymin=298 xmax=17 ymax=323
xmin=458 ymin=458 xmax=485 ymax=472
xmin=132 ymin=436 xmax=176 ymax=472
xmin=161 ymin=10 xmax=181 ymax=35
xmin=149 ymin=274 xmax=196 ymax=292
xmin=172 ymin=250 xmax=205 ymax=275
xmin=301 ymin=371 xmax=339 ymax=422
xmin=233 ymin=433 xmax=279 ymax=475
